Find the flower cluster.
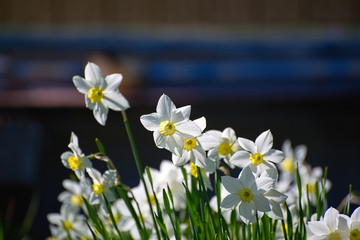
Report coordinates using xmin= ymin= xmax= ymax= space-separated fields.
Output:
xmin=46 ymin=62 xmax=357 ymax=240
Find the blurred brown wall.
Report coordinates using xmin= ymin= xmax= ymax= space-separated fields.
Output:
xmin=0 ymin=0 xmax=359 ymax=26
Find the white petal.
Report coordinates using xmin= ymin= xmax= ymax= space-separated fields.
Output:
xmin=153 ymin=131 xmax=166 ymax=149
xmin=229 ymin=151 xmax=251 ymax=168
xmin=166 ymin=133 xmax=184 ymax=156
xmin=237 ymin=137 xmax=256 ymax=153
xmin=102 ymin=91 xmax=130 ymax=111
xmin=324 ymin=207 xmax=339 ymax=231
xmin=255 ymin=177 xmax=274 ymax=192
xmin=307 ymin=221 xmax=330 ymax=236
xmin=93 ymin=103 xmax=108 ymax=126
xmin=252 ymin=195 xmax=271 ymax=212
xmin=221 ymin=176 xmax=243 ymax=193
xmin=87 ymin=168 xmax=102 ymax=184
xmin=156 ymin=94 xmax=175 ymax=120
xmin=175 ymin=120 xmax=202 ymax=139
xmin=282 ymin=139 xmax=293 ymax=159
xmin=105 ymin=73 xmax=122 ymax=91
xmin=255 ymin=130 xmax=273 ymax=154
xmin=193 ymin=117 xmax=206 ymax=132
xmin=267 ymin=199 xmax=284 ymax=220
xmin=85 ymin=62 xmax=103 ymax=86
xmin=222 ymin=128 xmax=237 ymax=143
xmin=239 ymin=202 xmax=256 ymax=224
xmin=73 ymin=76 xmax=93 ymax=94
xmin=238 ymin=166 xmax=255 ymax=187
xmin=197 ymin=133 xmax=220 ymax=150
xmin=140 ymin=113 xmax=163 ymax=131
xmin=295 ymin=144 xmax=307 ymax=163
xmin=351 ymin=206 xmax=360 ymax=221
xmin=172 ymin=154 xmax=188 ymax=166
xmin=171 ymin=105 xmax=191 ymax=123
xmin=61 ymin=151 xmax=73 ymax=168
xmin=85 ymin=95 xmax=95 ymax=110
xmin=47 ymin=213 xmax=62 ymax=225
xmin=263 ymin=189 xmax=287 ymax=202
xmin=263 ymin=149 xmax=285 ymax=163
xmin=192 ymin=147 xmax=206 ymax=168
xmin=103 ymin=170 xmax=117 ymax=188
xmin=220 ymin=193 xmax=240 ymax=210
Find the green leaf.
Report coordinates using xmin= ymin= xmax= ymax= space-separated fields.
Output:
xmin=95 ymin=138 xmax=106 ymax=155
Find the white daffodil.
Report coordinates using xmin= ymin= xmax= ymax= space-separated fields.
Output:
xmin=140 ymin=94 xmax=202 ymax=156
xmin=220 ymin=166 xmax=274 ymax=224
xmin=73 ymin=62 xmax=130 ymax=126
xmin=155 ymin=160 xmax=187 ymax=210
xmin=57 ymin=178 xmax=91 ymax=212
xmin=47 ymin=204 xmax=87 ymax=240
xmin=87 ymin=168 xmax=117 ymax=213
xmin=172 ymin=117 xmax=214 ymax=167
xmin=347 ymin=206 xmax=360 ymax=240
xmin=279 ymin=139 xmax=307 ymax=179
xmin=205 ymin=127 xmax=241 ymax=169
xmin=229 ymin=130 xmax=285 ymax=175
xmin=60 ymin=132 xmax=92 ymax=179
xmin=307 ymin=207 xmax=349 ymax=240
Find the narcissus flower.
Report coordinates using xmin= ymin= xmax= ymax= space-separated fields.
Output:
xmin=307 ymin=207 xmax=349 ymax=240
xmin=140 ymin=94 xmax=202 ymax=156
xmin=73 ymin=62 xmax=130 ymax=126
xmin=220 ymin=166 xmax=284 ymax=224
xmin=87 ymin=168 xmax=117 ymax=213
xmin=60 ymin=132 xmax=92 ymax=179
xmin=230 ymin=130 xmax=285 ymax=175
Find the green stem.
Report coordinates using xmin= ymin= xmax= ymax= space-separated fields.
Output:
xmin=121 ymin=110 xmax=160 ymax=239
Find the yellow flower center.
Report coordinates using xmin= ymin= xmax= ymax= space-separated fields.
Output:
xmin=71 ymin=195 xmax=83 ymax=207
xmin=159 ymin=121 xmax=175 ymax=136
xmin=190 ymin=162 xmax=198 ymax=178
xmin=80 ymin=237 xmax=90 ymax=240
xmin=329 ymin=231 xmax=341 ymax=240
xmin=280 ymin=223 xmax=289 ymax=235
xmin=238 ymin=188 xmax=253 ymax=202
xmin=68 ymin=156 xmax=81 ymax=171
xmin=88 ymin=87 xmax=104 ymax=103
xmin=281 ymin=158 xmax=295 ymax=173
xmin=47 ymin=237 xmax=57 ymax=240
xmin=63 ymin=221 xmax=72 ymax=232
xmin=218 ymin=143 xmax=232 ymax=156
xmin=350 ymin=229 xmax=360 ymax=240
xmin=149 ymin=195 xmax=156 ymax=205
xmin=307 ymin=183 xmax=316 ymax=194
xmin=93 ymin=184 xmax=104 ymax=195
xmin=183 ymin=138 xmax=197 ymax=151
xmin=113 ymin=215 xmax=120 ymax=224
xmin=250 ymin=153 xmax=263 ymax=165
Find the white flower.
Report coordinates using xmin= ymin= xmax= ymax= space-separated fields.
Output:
xmin=172 ymin=117 xmax=212 ymax=167
xmin=307 ymin=207 xmax=349 ymax=240
xmin=140 ymin=94 xmax=202 ymax=156
xmin=279 ymin=139 xmax=307 ymax=178
xmin=47 ymin=204 xmax=87 ymax=240
xmin=73 ymin=62 xmax=130 ymax=125
xmin=87 ymin=168 xmax=117 ymax=213
xmin=60 ymin=132 xmax=92 ymax=179
xmin=229 ymin=130 xmax=285 ymax=175
xmin=220 ymin=166 xmax=275 ymax=224
xmin=57 ymin=178 xmax=91 ymax=212
xmin=347 ymin=206 xmax=360 ymax=240
xmin=205 ymin=127 xmax=242 ymax=168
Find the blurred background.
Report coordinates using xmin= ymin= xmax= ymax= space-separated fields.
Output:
xmin=1 ymin=0 xmax=360 ymax=238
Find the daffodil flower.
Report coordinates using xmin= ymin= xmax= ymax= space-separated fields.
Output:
xmin=307 ymin=207 xmax=349 ymax=240
xmin=57 ymin=178 xmax=91 ymax=212
xmin=229 ymin=130 xmax=285 ymax=174
xmin=220 ymin=166 xmax=274 ymax=224
xmin=205 ymin=127 xmax=242 ymax=169
xmin=140 ymin=94 xmax=202 ymax=156
xmin=73 ymin=62 xmax=130 ymax=126
xmin=47 ymin=204 xmax=88 ymax=240
xmin=60 ymin=132 xmax=92 ymax=179
xmin=87 ymin=168 xmax=117 ymax=211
